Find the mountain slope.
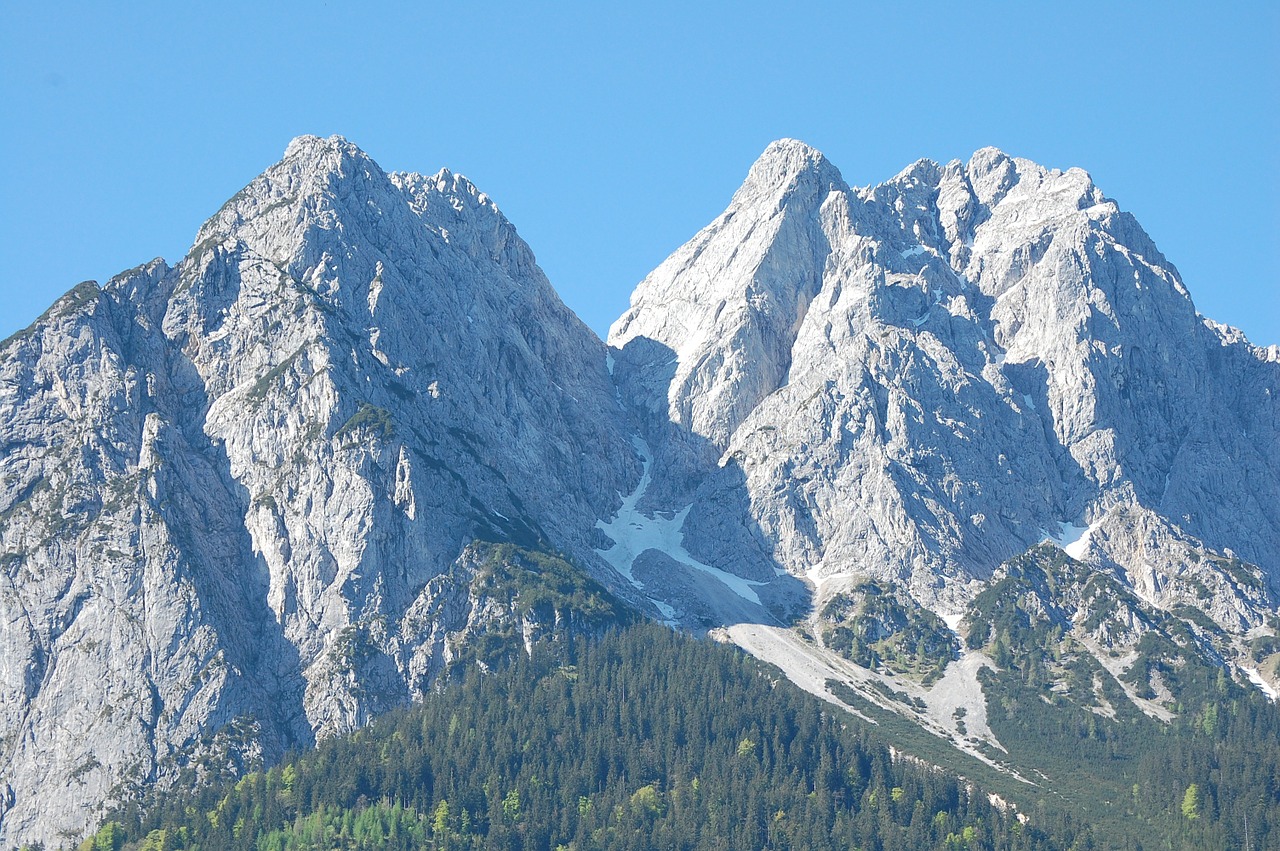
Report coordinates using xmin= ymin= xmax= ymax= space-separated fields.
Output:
xmin=603 ymin=140 xmax=1280 ymax=812
xmin=609 ymin=141 xmax=1279 ymax=630
xmin=104 ymin=624 xmax=1071 ymax=851
xmin=0 ymin=136 xmax=636 ymax=848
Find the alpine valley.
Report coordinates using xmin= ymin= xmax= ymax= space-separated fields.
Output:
xmin=1 ymin=136 xmax=1277 ymax=850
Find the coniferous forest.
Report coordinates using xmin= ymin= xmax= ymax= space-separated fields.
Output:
xmin=72 ymin=621 xmax=1279 ymax=851
xmin=88 ymin=625 xmax=1061 ymax=851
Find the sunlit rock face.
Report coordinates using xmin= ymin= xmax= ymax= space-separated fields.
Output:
xmin=0 ymin=136 xmax=636 ymax=847
xmin=1 ymin=135 xmax=1277 ymax=847
xmin=611 ymin=140 xmax=1278 ymax=620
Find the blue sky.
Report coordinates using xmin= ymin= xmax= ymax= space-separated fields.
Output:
xmin=2 ymin=2 xmax=1277 ymax=344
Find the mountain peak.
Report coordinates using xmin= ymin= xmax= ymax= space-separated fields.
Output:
xmin=968 ymin=144 xmax=1011 ymax=165
xmin=282 ymin=133 xmax=367 ymax=165
xmin=272 ymin=133 xmax=386 ymax=188
xmin=736 ymin=138 xmax=846 ymax=202
xmin=964 ymin=146 xmax=1105 ymax=212
xmin=760 ymin=137 xmax=824 ymax=160
xmin=273 ymin=133 xmax=387 ymax=189
xmin=189 ymin=134 xmax=397 ymax=265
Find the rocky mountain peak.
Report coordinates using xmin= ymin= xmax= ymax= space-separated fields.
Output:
xmin=282 ymin=132 xmax=362 ymax=161
xmin=610 ymin=139 xmax=1279 ymax=618
xmin=964 ymin=146 xmax=1017 ymax=206
xmin=964 ymin=145 xmax=1108 ymax=219
xmin=610 ymin=139 xmax=851 ymax=448
xmin=0 ymin=136 xmax=637 ymax=848
xmin=389 ymin=167 xmax=538 ymax=282
xmin=735 ymin=138 xmax=846 ymax=203
xmin=188 ymin=135 xmax=401 ymax=273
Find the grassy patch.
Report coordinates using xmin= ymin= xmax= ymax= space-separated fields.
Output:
xmin=335 ymin=402 xmax=393 ymax=441
xmin=246 ymin=348 xmax=305 ymax=402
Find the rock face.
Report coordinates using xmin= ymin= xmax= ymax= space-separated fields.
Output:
xmin=0 ymin=136 xmax=635 ymax=848
xmin=610 ymin=140 xmax=1280 ymax=627
xmin=0 ymin=136 xmax=1277 ymax=847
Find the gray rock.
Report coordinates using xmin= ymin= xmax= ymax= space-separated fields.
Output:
xmin=610 ymin=140 xmax=1278 ymax=628
xmin=0 ymin=136 xmax=635 ymax=848
xmin=2 ymin=134 xmax=1277 ymax=847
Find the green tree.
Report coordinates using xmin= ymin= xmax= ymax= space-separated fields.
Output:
xmin=1181 ymin=783 xmax=1200 ymax=820
xmin=432 ymin=799 xmax=450 ymax=835
xmin=502 ymin=787 xmax=521 ymax=822
xmin=78 ymin=821 xmax=124 ymax=851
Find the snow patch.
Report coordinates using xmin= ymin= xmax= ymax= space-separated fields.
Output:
xmin=595 ymin=437 xmax=765 ymax=604
xmin=900 ymin=245 xmax=928 ymax=258
xmin=1048 ymin=520 xmax=1099 ymax=560
xmin=650 ymin=598 xmax=678 ymax=623
xmin=1244 ymin=667 xmax=1278 ymax=701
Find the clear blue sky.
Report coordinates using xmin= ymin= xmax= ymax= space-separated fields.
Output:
xmin=2 ymin=2 xmax=1277 ymax=345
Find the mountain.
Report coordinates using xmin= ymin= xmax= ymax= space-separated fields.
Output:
xmin=0 ymin=136 xmax=638 ymax=848
xmin=606 ymin=138 xmax=1280 ymax=788
xmin=612 ymin=139 xmax=1278 ymax=613
xmin=0 ymin=136 xmax=1277 ymax=848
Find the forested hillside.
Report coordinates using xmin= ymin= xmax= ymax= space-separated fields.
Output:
xmin=87 ymin=625 xmax=1065 ymax=851
xmin=49 ymin=619 xmax=1280 ymax=851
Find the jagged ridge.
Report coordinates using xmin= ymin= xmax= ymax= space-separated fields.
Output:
xmin=0 ymin=136 xmax=1277 ymax=849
